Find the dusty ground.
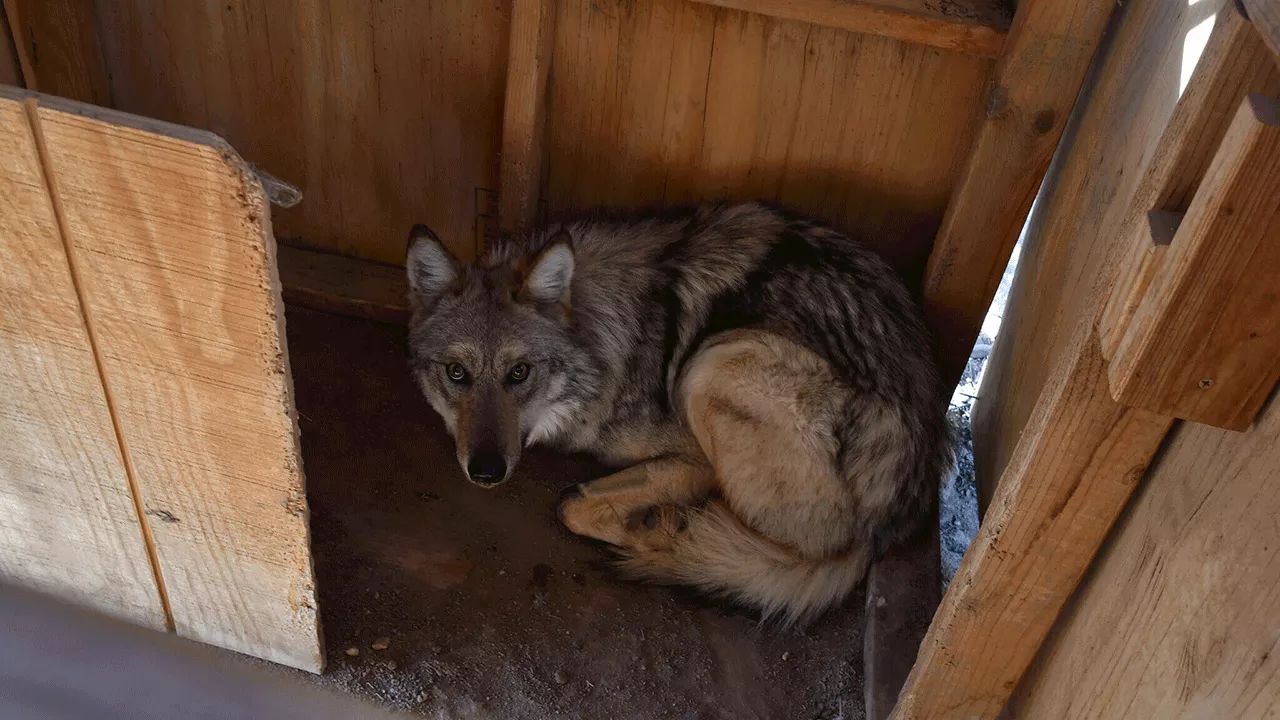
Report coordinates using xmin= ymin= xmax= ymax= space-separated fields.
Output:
xmin=283 ymin=306 xmax=866 ymax=720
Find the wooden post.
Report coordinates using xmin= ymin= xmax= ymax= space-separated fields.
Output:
xmin=0 ymin=0 xmax=110 ymax=104
xmin=499 ymin=0 xmax=557 ymax=237
xmin=921 ymin=0 xmax=1116 ymax=387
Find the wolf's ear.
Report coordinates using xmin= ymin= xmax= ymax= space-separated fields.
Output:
xmin=406 ymin=224 xmax=459 ymax=304
xmin=518 ymin=230 xmax=574 ymax=307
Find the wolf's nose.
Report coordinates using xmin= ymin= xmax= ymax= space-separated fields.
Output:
xmin=467 ymin=454 xmax=507 ymax=486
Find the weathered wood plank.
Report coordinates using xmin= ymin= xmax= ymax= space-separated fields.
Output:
xmin=1 ymin=0 xmax=109 ymax=104
xmin=1097 ymin=209 xmax=1180 ymax=362
xmin=25 ymin=91 xmax=323 ymax=672
xmin=1104 ymin=93 xmax=1280 ymax=431
xmin=890 ymin=324 xmax=1173 ymax=719
xmin=922 ymin=0 xmax=1116 ymax=387
xmin=500 ymin=0 xmax=557 ymax=235
xmin=686 ymin=0 xmax=1010 ymax=58
xmin=1009 ymin=378 xmax=1280 ymax=718
xmin=0 ymin=95 xmax=166 ymax=629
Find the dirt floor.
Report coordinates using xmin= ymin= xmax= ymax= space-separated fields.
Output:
xmin=282 ymin=306 xmax=867 ymax=720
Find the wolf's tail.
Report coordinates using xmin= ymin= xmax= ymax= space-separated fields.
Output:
xmin=616 ymin=500 xmax=870 ymax=626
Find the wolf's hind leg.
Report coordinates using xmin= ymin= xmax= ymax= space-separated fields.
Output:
xmin=558 ymin=457 xmax=714 ymax=546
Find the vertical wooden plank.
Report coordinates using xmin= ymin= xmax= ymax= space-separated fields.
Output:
xmin=890 ymin=324 xmax=1174 ymax=719
xmin=0 ymin=94 xmax=166 ymax=629
xmin=30 ymin=94 xmax=322 ymax=672
xmin=1105 ymin=94 xmax=1280 ymax=430
xmin=1 ymin=0 xmax=110 ymax=104
xmin=922 ymin=0 xmax=1116 ymax=385
xmin=1009 ymin=384 xmax=1280 ymax=718
xmin=500 ymin=0 xmax=557 ymax=235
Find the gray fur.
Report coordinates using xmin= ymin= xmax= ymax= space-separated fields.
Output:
xmin=407 ymin=202 xmax=953 ymax=619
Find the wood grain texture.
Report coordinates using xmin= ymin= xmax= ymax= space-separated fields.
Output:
xmin=277 ymin=244 xmax=410 ymax=325
xmin=545 ymin=0 xmax=992 ymax=278
xmin=687 ymin=0 xmax=1011 ymax=58
xmin=94 ymin=0 xmax=512 ymax=263
xmin=1105 ymin=94 xmax=1280 ymax=430
xmin=29 ymin=93 xmax=322 ymax=672
xmin=500 ymin=0 xmax=557 ymax=235
xmin=922 ymin=0 xmax=1117 ymax=387
xmin=971 ymin=0 xmax=1280 ymax=512
xmin=1009 ymin=387 xmax=1280 ymax=718
xmin=0 ymin=2 xmax=21 ymax=87
xmin=1 ymin=0 xmax=109 ymax=103
xmin=891 ymin=323 xmax=1173 ymax=720
xmin=1097 ymin=209 xmax=1180 ymax=362
xmin=0 ymin=95 xmax=166 ymax=629
xmin=1243 ymin=0 xmax=1280 ymax=62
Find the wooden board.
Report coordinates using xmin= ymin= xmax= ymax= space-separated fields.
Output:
xmin=544 ymin=0 xmax=992 ymax=278
xmin=500 ymin=0 xmax=557 ymax=235
xmin=1009 ymin=383 xmax=1280 ymax=718
xmin=889 ymin=324 xmax=1173 ymax=719
xmin=1102 ymin=94 xmax=1280 ymax=431
xmin=16 ymin=89 xmax=323 ymax=672
xmin=93 ymin=0 xmax=512 ymax=263
xmin=0 ymin=0 xmax=109 ymax=103
xmin=921 ymin=0 xmax=1116 ymax=386
xmin=277 ymin=244 xmax=410 ymax=325
xmin=0 ymin=95 xmax=166 ymax=629
xmin=971 ymin=0 xmax=1280 ymax=511
xmin=688 ymin=0 xmax=1011 ymax=58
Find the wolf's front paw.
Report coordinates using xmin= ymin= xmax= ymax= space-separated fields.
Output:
xmin=557 ymin=485 xmax=628 ymax=546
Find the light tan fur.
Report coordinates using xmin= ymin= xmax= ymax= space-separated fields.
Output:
xmin=559 ymin=330 xmax=874 ymax=624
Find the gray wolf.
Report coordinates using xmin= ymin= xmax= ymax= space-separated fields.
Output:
xmin=405 ymin=202 xmax=953 ymax=624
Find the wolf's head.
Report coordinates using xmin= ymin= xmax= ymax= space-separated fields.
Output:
xmin=404 ymin=224 xmax=587 ymax=487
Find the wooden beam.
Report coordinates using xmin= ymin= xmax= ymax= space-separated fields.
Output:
xmin=10 ymin=88 xmax=323 ymax=672
xmin=499 ymin=0 xmax=557 ymax=236
xmin=0 ymin=94 xmax=167 ymax=631
xmin=971 ymin=2 xmax=1280 ymax=516
xmin=890 ymin=324 xmax=1174 ymax=719
xmin=1243 ymin=0 xmax=1280 ymax=62
xmin=905 ymin=5 xmax=1277 ymax=714
xmin=863 ymin=525 xmax=940 ymax=720
xmin=687 ymin=0 xmax=1011 ymax=58
xmin=1008 ymin=360 xmax=1280 ymax=717
xmin=1097 ymin=210 xmax=1180 ymax=361
xmin=922 ymin=0 xmax=1116 ymax=387
xmin=277 ymin=244 xmax=410 ymax=325
xmin=1 ymin=0 xmax=110 ymax=104
xmin=1103 ymin=93 xmax=1280 ymax=431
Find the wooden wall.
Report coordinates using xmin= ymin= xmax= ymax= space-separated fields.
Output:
xmin=543 ymin=0 xmax=991 ymax=277
xmin=11 ymin=0 xmax=995 ymax=273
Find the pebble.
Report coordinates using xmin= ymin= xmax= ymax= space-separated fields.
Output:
xmin=554 ymin=669 xmax=570 ymax=685
xmin=372 ymin=636 xmax=391 ymax=651
xmin=781 ymin=651 xmax=790 ymax=661
xmin=384 ymin=660 xmax=398 ymax=671
xmin=345 ymin=647 xmax=359 ymax=657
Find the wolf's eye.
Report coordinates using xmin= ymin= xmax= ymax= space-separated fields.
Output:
xmin=508 ymin=363 xmax=530 ymax=383
xmin=446 ymin=363 xmax=469 ymax=383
